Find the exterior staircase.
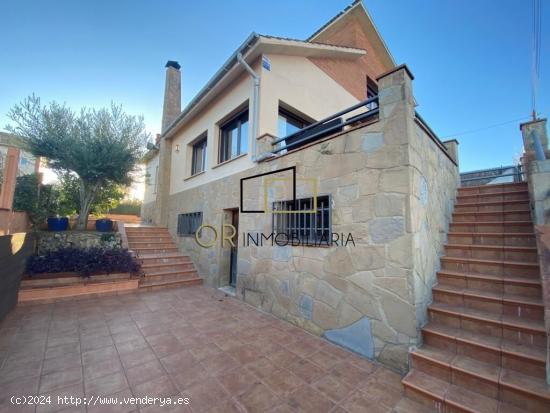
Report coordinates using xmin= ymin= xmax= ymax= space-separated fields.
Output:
xmin=125 ymin=226 xmax=202 ymax=290
xmin=402 ymin=182 xmax=550 ymax=412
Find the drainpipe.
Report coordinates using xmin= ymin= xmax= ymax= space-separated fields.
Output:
xmin=237 ymin=52 xmax=260 ymax=161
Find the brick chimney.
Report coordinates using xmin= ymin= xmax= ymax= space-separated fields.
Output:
xmin=161 ymin=61 xmax=181 ymax=133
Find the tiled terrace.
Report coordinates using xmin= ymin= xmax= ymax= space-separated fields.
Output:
xmin=0 ymin=286 xmax=427 ymax=413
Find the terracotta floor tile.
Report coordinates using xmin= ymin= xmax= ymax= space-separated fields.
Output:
xmin=0 ymin=358 xmax=42 ymax=384
xmin=84 ymin=370 xmax=129 ymax=396
xmin=114 ymin=337 xmax=149 ymax=355
xmin=263 ymin=369 xmax=306 ymax=396
xmin=246 ymin=356 xmax=280 ymax=379
xmin=87 ymin=388 xmax=137 ymax=413
xmin=170 ymin=363 xmax=210 ymax=391
xmin=42 ymin=352 xmax=82 ymax=375
xmin=357 ymin=376 xmax=403 ymax=408
xmin=36 ymin=383 xmax=84 ymax=413
xmin=39 ymin=365 xmax=83 ymax=393
xmin=125 ymin=359 xmax=166 ymax=388
xmin=181 ymin=377 xmax=229 ymax=413
xmin=200 ymin=352 xmax=240 ymax=376
xmin=238 ymin=382 xmax=281 ymax=412
xmin=131 ymin=374 xmax=179 ymax=398
xmin=205 ymin=398 xmax=243 ymax=413
xmin=189 ymin=343 xmax=224 ymax=361
xmin=311 ymin=375 xmax=353 ymax=403
xmin=287 ymin=385 xmax=335 ymax=413
xmin=82 ymin=345 xmax=119 ymax=365
xmin=230 ymin=344 xmax=262 ymax=365
xmin=119 ymin=347 xmax=157 ymax=370
xmin=84 ymin=357 xmax=123 ymax=382
xmin=147 ymin=334 xmax=186 ymax=358
xmin=329 ymin=361 xmax=372 ymax=387
xmin=217 ymin=366 xmax=259 ymax=396
xmin=160 ymin=350 xmax=197 ymax=374
xmin=306 ymin=350 xmax=343 ymax=370
xmin=44 ymin=342 xmax=80 ymax=360
xmin=265 ymin=349 xmax=301 ymax=368
xmin=80 ymin=334 xmax=114 ymax=352
xmin=287 ymin=359 xmax=325 ymax=383
xmin=340 ymin=390 xmax=392 ymax=413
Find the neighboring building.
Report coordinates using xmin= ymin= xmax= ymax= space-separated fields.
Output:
xmin=0 ymin=131 xmax=40 ymax=234
xmin=0 ymin=131 xmax=40 ymax=210
xmin=141 ymin=0 xmax=460 ymax=371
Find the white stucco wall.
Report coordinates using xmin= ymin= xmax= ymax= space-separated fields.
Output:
xmin=143 ymin=154 xmax=159 ymax=204
xmin=161 ymin=53 xmax=360 ymax=196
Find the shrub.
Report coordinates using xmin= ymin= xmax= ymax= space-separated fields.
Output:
xmin=27 ymin=247 xmax=141 ymax=277
xmin=109 ymin=200 xmax=142 ymax=216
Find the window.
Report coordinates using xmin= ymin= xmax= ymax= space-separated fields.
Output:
xmin=366 ymin=76 xmax=378 ymax=110
xmin=191 ymin=134 xmax=207 ymax=175
xmin=219 ymin=109 xmax=248 ymax=163
xmin=278 ymin=108 xmax=310 ymax=139
xmin=277 ymin=107 xmax=313 ymax=153
xmin=177 ymin=212 xmax=203 ymax=236
xmin=272 ymin=195 xmax=331 ymax=245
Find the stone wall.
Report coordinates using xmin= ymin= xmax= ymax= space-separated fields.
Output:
xmin=36 ymin=231 xmax=122 ymax=254
xmin=0 ymin=233 xmax=35 ymax=321
xmin=164 ymin=66 xmax=459 ymax=372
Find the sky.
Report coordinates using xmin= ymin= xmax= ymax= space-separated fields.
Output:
xmin=0 ymin=0 xmax=548 ymax=174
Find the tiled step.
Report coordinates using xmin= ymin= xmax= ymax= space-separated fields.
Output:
xmin=456 ymin=190 xmax=529 ymax=203
xmin=408 ymin=347 xmax=550 ymax=412
xmin=440 ymin=256 xmax=540 ymax=278
xmin=128 ymin=242 xmax=176 ymax=249
xmin=447 ymin=232 xmax=536 ymax=247
xmin=458 ymin=182 xmax=527 ymax=195
xmin=444 ymin=244 xmax=538 ymax=263
xmin=402 ymin=369 xmax=526 ymax=413
xmin=436 ymin=270 xmax=542 ymax=297
xmin=141 ymin=260 xmax=194 ymax=269
xmin=142 ymin=269 xmax=198 ymax=282
xmin=432 ymin=284 xmax=544 ymax=321
xmin=449 ymin=221 xmax=534 ymax=233
xmin=422 ymin=323 xmax=546 ymax=379
xmin=139 ymin=277 xmax=203 ymax=290
xmin=133 ymin=247 xmax=179 ymax=255
xmin=452 ymin=210 xmax=532 ymax=222
xmin=125 ymin=229 xmax=171 ymax=236
xmin=427 ymin=302 xmax=546 ymax=347
xmin=454 ymin=199 xmax=530 ymax=213
xmin=126 ymin=236 xmax=174 ymax=243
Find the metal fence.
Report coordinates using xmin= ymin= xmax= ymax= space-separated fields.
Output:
xmin=460 ymin=165 xmax=524 ymax=187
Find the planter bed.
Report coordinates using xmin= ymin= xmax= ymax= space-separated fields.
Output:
xmin=18 ymin=272 xmax=139 ymax=303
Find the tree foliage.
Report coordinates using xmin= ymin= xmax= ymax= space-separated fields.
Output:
xmin=13 ymin=173 xmax=58 ymax=228
xmin=57 ymin=173 xmax=126 ymax=216
xmin=7 ymin=95 xmax=148 ymax=229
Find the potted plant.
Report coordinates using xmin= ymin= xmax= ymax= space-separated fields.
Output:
xmin=95 ymin=217 xmax=113 ymax=232
xmin=47 ymin=216 xmax=69 ymax=231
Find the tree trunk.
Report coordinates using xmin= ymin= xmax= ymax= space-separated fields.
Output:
xmin=76 ymin=179 xmax=98 ymax=230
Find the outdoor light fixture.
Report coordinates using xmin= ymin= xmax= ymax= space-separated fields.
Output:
xmin=175 ymin=144 xmax=180 ymax=152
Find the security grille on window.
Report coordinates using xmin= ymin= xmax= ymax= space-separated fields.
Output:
xmin=272 ymin=195 xmax=331 ymax=245
xmin=177 ymin=212 xmax=202 ymax=236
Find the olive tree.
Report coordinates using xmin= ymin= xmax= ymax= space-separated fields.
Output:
xmin=7 ymin=95 xmax=148 ymax=229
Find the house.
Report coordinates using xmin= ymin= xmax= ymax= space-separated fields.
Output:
xmin=0 ymin=131 xmax=40 ymax=234
xmin=141 ymin=0 xmax=461 ymax=373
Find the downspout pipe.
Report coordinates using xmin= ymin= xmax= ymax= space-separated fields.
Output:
xmin=237 ymin=52 xmax=260 ymax=161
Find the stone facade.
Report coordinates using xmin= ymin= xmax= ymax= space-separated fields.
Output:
xmin=162 ymin=67 xmax=459 ymax=372
xmin=36 ymin=231 xmax=122 ymax=254
xmin=141 ymin=200 xmax=156 ymax=224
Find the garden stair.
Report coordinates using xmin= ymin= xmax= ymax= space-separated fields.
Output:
xmin=126 ymin=226 xmax=202 ymax=290
xmin=402 ymin=182 xmax=550 ymax=412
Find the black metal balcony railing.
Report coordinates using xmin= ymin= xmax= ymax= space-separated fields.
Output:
xmin=271 ymin=96 xmax=379 ymax=154
xmin=460 ymin=165 xmax=525 ymax=187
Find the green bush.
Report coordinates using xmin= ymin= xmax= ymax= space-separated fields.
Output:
xmin=110 ymin=200 xmax=142 ymax=216
xmin=13 ymin=174 xmax=58 ymax=228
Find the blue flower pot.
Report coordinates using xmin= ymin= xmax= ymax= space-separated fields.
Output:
xmin=95 ymin=219 xmax=113 ymax=232
xmin=47 ymin=217 xmax=69 ymax=231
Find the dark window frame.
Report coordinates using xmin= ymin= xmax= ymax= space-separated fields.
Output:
xmin=218 ymin=108 xmax=249 ymax=164
xmin=272 ymin=195 xmax=332 ymax=246
xmin=177 ymin=212 xmax=203 ymax=237
xmin=191 ymin=133 xmax=207 ymax=176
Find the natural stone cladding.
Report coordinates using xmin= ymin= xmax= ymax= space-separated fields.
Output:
xmin=162 ymin=66 xmax=459 ymax=372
